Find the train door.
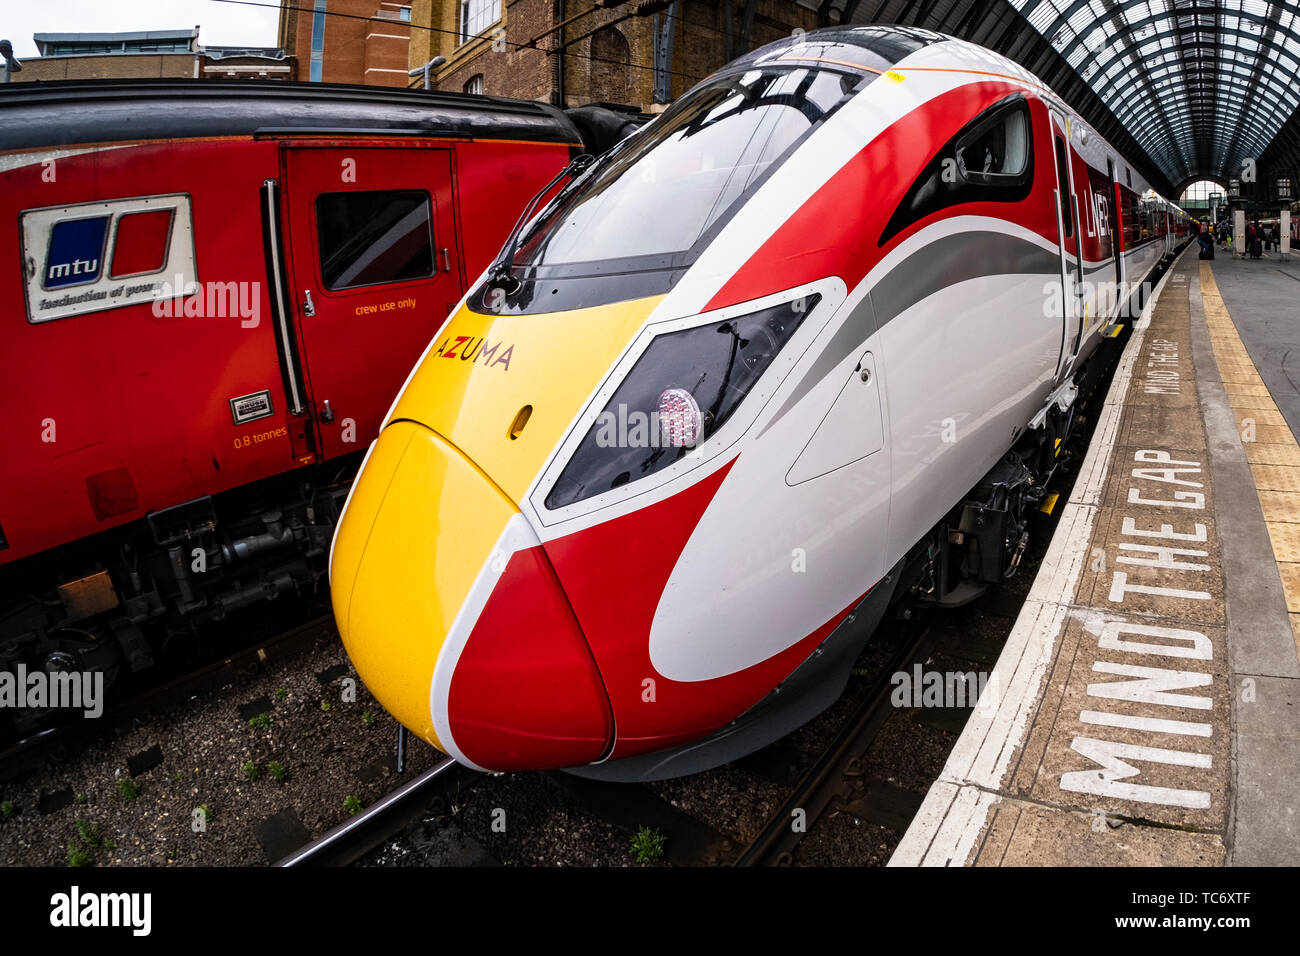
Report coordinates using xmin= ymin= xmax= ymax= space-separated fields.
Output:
xmin=1048 ymin=109 xmax=1084 ymax=383
xmin=1106 ymin=158 xmax=1124 ymax=291
xmin=281 ymin=145 xmax=463 ymax=460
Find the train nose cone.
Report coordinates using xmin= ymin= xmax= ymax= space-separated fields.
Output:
xmin=330 ymin=420 xmax=612 ymax=770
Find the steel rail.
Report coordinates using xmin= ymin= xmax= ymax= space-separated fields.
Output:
xmin=277 ymin=757 xmax=462 ymax=867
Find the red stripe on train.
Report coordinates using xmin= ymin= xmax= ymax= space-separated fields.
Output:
xmin=705 ymin=81 xmax=1060 ymax=312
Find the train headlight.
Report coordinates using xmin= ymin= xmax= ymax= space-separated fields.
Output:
xmin=545 ymin=294 xmax=819 ymax=509
xmin=657 ymin=388 xmax=703 ymax=449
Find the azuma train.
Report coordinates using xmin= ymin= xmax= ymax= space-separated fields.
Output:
xmin=333 ymin=25 xmax=1191 ymax=781
xmin=0 ymin=78 xmax=638 ymax=735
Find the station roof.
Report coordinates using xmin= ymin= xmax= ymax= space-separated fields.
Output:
xmin=1009 ymin=0 xmax=1300 ymax=189
xmin=821 ymin=1 xmax=1300 ymax=193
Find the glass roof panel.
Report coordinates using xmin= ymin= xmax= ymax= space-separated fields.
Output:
xmin=1008 ymin=0 xmax=1300 ymax=182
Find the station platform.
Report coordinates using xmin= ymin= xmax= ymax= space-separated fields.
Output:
xmin=892 ymin=246 xmax=1300 ymax=867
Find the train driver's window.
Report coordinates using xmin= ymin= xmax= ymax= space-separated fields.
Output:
xmin=954 ymin=103 xmax=1029 ymax=184
xmin=879 ymin=95 xmax=1033 ymax=246
xmin=316 ymin=189 xmax=436 ymax=291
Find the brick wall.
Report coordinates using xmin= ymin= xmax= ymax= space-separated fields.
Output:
xmin=364 ymin=4 xmax=414 ymax=87
xmin=414 ymin=0 xmax=553 ymax=100
xmin=13 ymin=53 xmax=197 ymax=82
xmin=281 ymin=0 xmax=411 ymax=86
xmin=278 ymin=0 xmax=300 ymax=53
xmin=558 ymin=3 xmax=657 ymax=108
xmin=411 ymin=0 xmax=816 ymax=108
xmin=15 ymin=52 xmax=299 ymax=83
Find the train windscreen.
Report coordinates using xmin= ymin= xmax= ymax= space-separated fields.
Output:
xmin=510 ymin=64 xmax=871 ymax=275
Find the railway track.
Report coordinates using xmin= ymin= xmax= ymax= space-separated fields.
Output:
xmin=337 ymin=606 xmax=976 ymax=868
xmin=734 ymin=614 xmax=943 ymax=865
xmin=277 ymin=756 xmax=470 ymax=867
xmin=0 ymin=611 xmax=336 ymax=782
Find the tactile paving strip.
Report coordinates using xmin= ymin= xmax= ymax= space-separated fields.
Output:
xmin=1201 ymin=262 xmax=1300 ymax=656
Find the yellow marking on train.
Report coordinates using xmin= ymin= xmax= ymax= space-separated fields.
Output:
xmin=333 ymin=422 xmax=519 ymax=753
xmin=1108 ymin=323 xmax=1124 ymax=338
xmin=389 ymin=296 xmax=662 ymax=505
xmin=337 ymin=297 xmax=665 ymax=753
xmin=884 ymin=70 xmax=906 ymax=83
xmin=1054 ymin=438 xmax=1062 ymax=456
xmin=1039 ymin=492 xmax=1059 ymax=515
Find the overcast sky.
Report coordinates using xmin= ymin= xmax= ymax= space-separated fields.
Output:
xmin=2 ymin=0 xmax=281 ymax=57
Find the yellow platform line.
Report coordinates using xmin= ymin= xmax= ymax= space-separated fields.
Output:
xmin=1201 ymin=262 xmax=1300 ymax=661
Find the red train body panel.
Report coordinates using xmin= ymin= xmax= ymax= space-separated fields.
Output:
xmin=0 ymin=80 xmax=637 ymax=729
xmin=3 ymin=128 xmax=573 ymax=564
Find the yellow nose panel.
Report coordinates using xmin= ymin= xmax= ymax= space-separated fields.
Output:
xmin=388 ymin=296 xmax=662 ymax=504
xmin=330 ymin=432 xmax=413 ymax=633
xmin=331 ymin=420 xmax=516 ymax=749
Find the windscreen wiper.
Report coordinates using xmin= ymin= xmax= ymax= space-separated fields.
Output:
xmin=486 ymin=152 xmax=596 ymax=295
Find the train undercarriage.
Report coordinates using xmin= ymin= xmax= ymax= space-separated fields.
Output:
xmin=0 ymin=455 xmax=360 ymax=740
xmin=898 ymin=256 xmax=1170 ymax=614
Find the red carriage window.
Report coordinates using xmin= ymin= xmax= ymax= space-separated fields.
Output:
xmin=109 ymin=208 xmax=174 ymax=278
xmin=315 ymin=190 xmax=435 ymax=291
xmin=1117 ymin=186 xmax=1141 ymax=247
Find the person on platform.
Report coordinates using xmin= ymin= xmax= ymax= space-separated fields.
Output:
xmin=1197 ymin=220 xmax=1214 ymax=259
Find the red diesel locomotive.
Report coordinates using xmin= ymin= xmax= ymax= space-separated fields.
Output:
xmin=0 ymin=79 xmax=634 ymax=731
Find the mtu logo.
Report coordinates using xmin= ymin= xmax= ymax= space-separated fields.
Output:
xmin=22 ymin=193 xmax=196 ymax=324
xmin=44 ymin=215 xmax=109 ymax=288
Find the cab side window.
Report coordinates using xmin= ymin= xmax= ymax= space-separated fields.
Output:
xmin=316 ymin=189 xmax=435 ymax=291
xmin=1117 ymin=185 xmax=1140 ymax=247
xmin=880 ymin=95 xmax=1034 ymax=246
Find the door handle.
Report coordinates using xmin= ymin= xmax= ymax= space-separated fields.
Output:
xmin=302 ymin=289 xmax=316 ymax=317
xmin=320 ymin=399 xmax=335 ymax=424
xmin=441 ymin=248 xmax=451 ymax=273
